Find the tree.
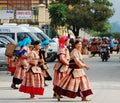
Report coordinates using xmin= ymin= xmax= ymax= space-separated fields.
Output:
xmin=48 ymin=0 xmax=114 ymax=37
xmin=90 ymin=0 xmax=114 ymax=32
xmin=48 ymin=3 xmax=68 ymax=34
xmin=66 ymin=0 xmax=92 ymax=37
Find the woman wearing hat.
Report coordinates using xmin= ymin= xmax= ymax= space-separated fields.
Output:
xmin=53 ymin=35 xmax=70 ymax=98
xmin=38 ymin=39 xmax=52 ymax=86
xmin=54 ymin=40 xmax=93 ymax=101
xmin=19 ymin=40 xmax=44 ymax=99
xmin=11 ymin=38 xmax=31 ymax=89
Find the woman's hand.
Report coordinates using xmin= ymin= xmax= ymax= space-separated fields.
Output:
xmin=84 ymin=65 xmax=90 ymax=70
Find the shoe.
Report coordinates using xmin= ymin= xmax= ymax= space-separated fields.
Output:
xmin=55 ymin=93 xmax=60 ymax=101
xmin=44 ymin=83 xmax=48 ymax=86
xmin=53 ymin=93 xmax=56 ymax=98
xmin=11 ymin=84 xmax=18 ymax=89
xmin=82 ymin=98 xmax=91 ymax=101
xmin=60 ymin=96 xmax=63 ymax=98
xmin=30 ymin=97 xmax=38 ymax=100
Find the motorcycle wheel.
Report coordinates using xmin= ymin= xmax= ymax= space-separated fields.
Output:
xmin=105 ymin=58 xmax=108 ymax=62
xmin=102 ymin=58 xmax=104 ymax=62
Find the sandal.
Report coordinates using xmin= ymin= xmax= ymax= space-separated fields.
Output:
xmin=82 ymin=98 xmax=91 ymax=101
xmin=11 ymin=84 xmax=18 ymax=89
xmin=55 ymin=92 xmax=60 ymax=101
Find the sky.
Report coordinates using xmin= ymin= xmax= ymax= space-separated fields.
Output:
xmin=109 ymin=0 xmax=120 ymax=24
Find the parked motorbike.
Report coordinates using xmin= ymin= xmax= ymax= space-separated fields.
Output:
xmin=45 ymin=51 xmax=57 ymax=62
xmin=100 ymin=46 xmax=110 ymax=62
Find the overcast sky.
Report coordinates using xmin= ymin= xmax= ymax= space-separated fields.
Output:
xmin=109 ymin=0 xmax=120 ymax=23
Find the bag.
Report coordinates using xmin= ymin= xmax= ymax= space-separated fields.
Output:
xmin=5 ymin=43 xmax=17 ymax=57
xmin=54 ymin=62 xmax=68 ymax=72
xmin=31 ymin=66 xmax=41 ymax=73
xmin=72 ymin=69 xmax=85 ymax=78
xmin=67 ymin=69 xmax=85 ymax=78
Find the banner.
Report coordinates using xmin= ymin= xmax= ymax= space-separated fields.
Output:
xmin=16 ymin=10 xmax=32 ymax=19
xmin=0 ymin=10 xmax=14 ymax=19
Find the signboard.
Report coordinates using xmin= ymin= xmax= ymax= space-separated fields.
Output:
xmin=0 ymin=10 xmax=14 ymax=19
xmin=16 ymin=10 xmax=32 ymax=19
xmin=41 ymin=24 xmax=49 ymax=29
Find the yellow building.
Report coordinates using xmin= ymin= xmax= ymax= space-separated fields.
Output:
xmin=0 ymin=0 xmax=55 ymax=10
xmin=0 ymin=0 xmax=66 ymax=36
xmin=0 ymin=0 xmax=7 ymax=10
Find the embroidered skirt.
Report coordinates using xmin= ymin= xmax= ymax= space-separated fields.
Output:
xmin=54 ymin=70 xmax=93 ymax=98
xmin=19 ymin=71 xmax=44 ymax=95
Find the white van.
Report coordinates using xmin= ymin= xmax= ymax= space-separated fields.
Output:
xmin=0 ymin=25 xmax=40 ymax=45
xmin=0 ymin=24 xmax=57 ymax=62
xmin=18 ymin=24 xmax=58 ymax=52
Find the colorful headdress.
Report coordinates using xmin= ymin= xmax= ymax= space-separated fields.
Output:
xmin=58 ymin=36 xmax=68 ymax=48
xmin=42 ymin=39 xmax=50 ymax=49
xmin=22 ymin=37 xmax=31 ymax=47
xmin=17 ymin=41 xmax=23 ymax=47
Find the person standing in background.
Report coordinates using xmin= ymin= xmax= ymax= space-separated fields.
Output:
xmin=39 ymin=39 xmax=52 ymax=86
xmin=109 ymin=36 xmax=114 ymax=54
xmin=8 ymin=41 xmax=23 ymax=75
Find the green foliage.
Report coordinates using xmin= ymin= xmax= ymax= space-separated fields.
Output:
xmin=98 ymin=32 xmax=120 ymax=39
xmin=48 ymin=0 xmax=114 ymax=37
xmin=91 ymin=0 xmax=114 ymax=32
xmin=66 ymin=3 xmax=92 ymax=37
xmin=60 ymin=0 xmax=90 ymax=5
xmin=48 ymin=3 xmax=68 ymax=29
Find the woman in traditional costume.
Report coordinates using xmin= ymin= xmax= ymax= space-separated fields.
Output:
xmin=39 ymin=39 xmax=52 ymax=86
xmin=53 ymin=35 xmax=70 ymax=97
xmin=19 ymin=40 xmax=44 ymax=99
xmin=8 ymin=41 xmax=23 ymax=75
xmin=54 ymin=40 xmax=93 ymax=101
xmin=11 ymin=38 xmax=31 ymax=89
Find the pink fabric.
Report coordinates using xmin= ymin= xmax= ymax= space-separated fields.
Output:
xmin=53 ymin=48 xmax=93 ymax=98
xmin=19 ymin=71 xmax=44 ymax=95
xmin=53 ymin=70 xmax=67 ymax=86
xmin=58 ymin=36 xmax=68 ymax=48
xmin=13 ymin=47 xmax=30 ymax=80
xmin=19 ymin=50 xmax=44 ymax=95
xmin=53 ymin=47 xmax=70 ymax=86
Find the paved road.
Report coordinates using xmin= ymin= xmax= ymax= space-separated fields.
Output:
xmin=0 ymin=54 xmax=120 ymax=103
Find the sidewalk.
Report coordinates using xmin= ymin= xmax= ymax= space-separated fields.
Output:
xmin=0 ymin=72 xmax=120 ymax=103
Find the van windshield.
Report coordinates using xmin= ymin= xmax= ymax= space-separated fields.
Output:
xmin=34 ymin=32 xmax=54 ymax=42
xmin=17 ymin=32 xmax=40 ymax=43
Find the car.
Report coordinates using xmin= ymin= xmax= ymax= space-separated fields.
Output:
xmin=0 ymin=35 xmax=17 ymax=44
xmin=0 ymin=25 xmax=40 ymax=44
xmin=0 ymin=36 xmax=17 ymax=70
xmin=18 ymin=25 xmax=58 ymax=62
xmin=0 ymin=39 xmax=8 ymax=70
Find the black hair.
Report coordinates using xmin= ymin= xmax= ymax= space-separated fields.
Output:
xmin=74 ymin=40 xmax=82 ymax=45
xmin=34 ymin=40 xmax=41 ymax=45
xmin=73 ymin=40 xmax=82 ymax=48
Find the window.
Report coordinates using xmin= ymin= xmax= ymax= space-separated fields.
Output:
xmin=17 ymin=32 xmax=28 ymax=41
xmin=0 ymin=33 xmax=15 ymax=40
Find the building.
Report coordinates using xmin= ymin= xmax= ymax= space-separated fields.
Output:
xmin=0 ymin=0 xmax=55 ymax=10
xmin=0 ymin=0 xmax=7 ymax=10
xmin=0 ymin=0 xmax=61 ymax=37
